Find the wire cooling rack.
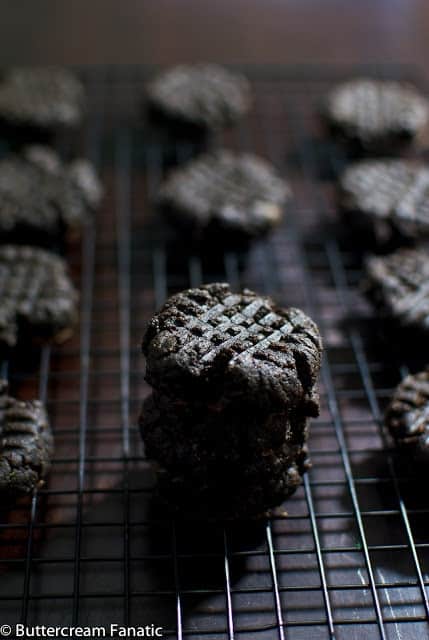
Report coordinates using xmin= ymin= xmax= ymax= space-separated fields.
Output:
xmin=0 ymin=65 xmax=428 ymax=640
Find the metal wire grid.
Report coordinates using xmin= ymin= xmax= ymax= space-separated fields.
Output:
xmin=0 ymin=66 xmax=428 ymax=640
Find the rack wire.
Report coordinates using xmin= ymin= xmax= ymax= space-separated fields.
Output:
xmin=0 ymin=65 xmax=428 ymax=640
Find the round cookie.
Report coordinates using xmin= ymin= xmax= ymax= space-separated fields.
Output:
xmin=0 ymin=67 xmax=84 ymax=131
xmin=339 ymin=159 xmax=429 ymax=245
xmin=147 ymin=64 xmax=251 ymax=133
xmin=385 ymin=370 xmax=429 ymax=463
xmin=157 ymin=150 xmax=290 ymax=242
xmin=0 ymin=245 xmax=79 ymax=348
xmin=143 ymin=283 xmax=322 ymax=410
xmin=325 ymin=78 xmax=429 ymax=153
xmin=364 ymin=248 xmax=429 ymax=334
xmin=0 ymin=380 xmax=53 ymax=494
xmin=0 ymin=146 xmax=102 ymax=245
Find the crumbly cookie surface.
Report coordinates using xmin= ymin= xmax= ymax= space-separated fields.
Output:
xmin=365 ymin=248 xmax=429 ymax=333
xmin=158 ymin=150 xmax=290 ymax=238
xmin=147 ymin=64 xmax=251 ymax=130
xmin=0 ymin=245 xmax=78 ymax=347
xmin=0 ymin=379 xmax=53 ymax=494
xmin=340 ymin=159 xmax=429 ymax=243
xmin=0 ymin=146 xmax=102 ymax=236
xmin=386 ymin=370 xmax=429 ymax=461
xmin=0 ymin=67 xmax=84 ymax=128
xmin=143 ymin=283 xmax=322 ymax=409
xmin=326 ymin=78 xmax=429 ymax=149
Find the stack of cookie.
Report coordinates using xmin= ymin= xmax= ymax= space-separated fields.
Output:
xmin=141 ymin=65 xmax=317 ymax=516
xmin=140 ymin=283 xmax=322 ymax=517
xmin=0 ymin=68 xmax=103 ymax=498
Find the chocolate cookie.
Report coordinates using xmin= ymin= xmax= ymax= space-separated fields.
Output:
xmin=141 ymin=284 xmax=322 ymax=516
xmin=0 ymin=245 xmax=78 ymax=348
xmin=339 ymin=159 xmax=429 ymax=245
xmin=0 ymin=67 xmax=84 ymax=131
xmin=158 ymin=150 xmax=290 ymax=242
xmin=0 ymin=146 xmax=102 ymax=245
xmin=0 ymin=380 xmax=53 ymax=494
xmin=364 ymin=247 xmax=429 ymax=334
xmin=140 ymin=393 xmax=310 ymax=517
xmin=385 ymin=370 xmax=429 ymax=463
xmin=147 ymin=64 xmax=251 ymax=133
xmin=326 ymin=78 xmax=429 ymax=153
xmin=143 ymin=283 xmax=322 ymax=409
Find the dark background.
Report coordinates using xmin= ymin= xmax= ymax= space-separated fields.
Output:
xmin=0 ymin=0 xmax=427 ymax=72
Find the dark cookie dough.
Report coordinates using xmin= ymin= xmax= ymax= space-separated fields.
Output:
xmin=385 ymin=370 xmax=429 ymax=463
xmin=140 ymin=393 xmax=310 ymax=517
xmin=326 ymin=78 xmax=429 ymax=153
xmin=143 ymin=283 xmax=322 ymax=410
xmin=0 ymin=67 xmax=84 ymax=130
xmin=157 ymin=150 xmax=290 ymax=241
xmin=147 ymin=64 xmax=251 ymax=132
xmin=339 ymin=159 xmax=429 ymax=245
xmin=0 ymin=146 xmax=102 ymax=244
xmin=0 ymin=380 xmax=53 ymax=494
xmin=0 ymin=245 xmax=78 ymax=348
xmin=364 ymin=248 xmax=429 ymax=334
xmin=141 ymin=284 xmax=322 ymax=517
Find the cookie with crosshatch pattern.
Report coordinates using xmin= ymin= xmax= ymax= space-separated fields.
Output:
xmin=364 ymin=247 xmax=429 ymax=334
xmin=0 ymin=379 xmax=53 ymax=494
xmin=147 ymin=64 xmax=251 ymax=132
xmin=141 ymin=283 xmax=321 ymax=516
xmin=326 ymin=78 xmax=429 ymax=153
xmin=0 ymin=146 xmax=102 ymax=245
xmin=0 ymin=67 xmax=84 ymax=131
xmin=143 ymin=283 xmax=322 ymax=410
xmin=339 ymin=159 xmax=429 ymax=245
xmin=0 ymin=245 xmax=78 ymax=348
xmin=157 ymin=149 xmax=290 ymax=241
xmin=385 ymin=369 xmax=429 ymax=463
